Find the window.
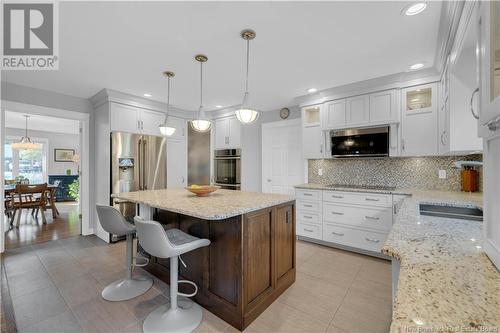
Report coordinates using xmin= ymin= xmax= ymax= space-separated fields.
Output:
xmin=4 ymin=137 xmax=48 ymax=184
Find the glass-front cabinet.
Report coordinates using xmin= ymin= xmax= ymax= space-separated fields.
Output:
xmin=479 ymin=0 xmax=500 ymax=135
xmin=302 ymin=105 xmax=321 ymax=127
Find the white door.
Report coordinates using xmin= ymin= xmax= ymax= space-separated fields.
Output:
xmin=346 ymin=95 xmax=370 ymax=126
xmin=322 ymin=100 xmax=346 ymax=129
xmin=110 ymin=103 xmax=139 ymax=133
xmin=167 ymin=139 xmax=187 ymax=188
xmin=141 ymin=110 xmax=165 ymax=136
xmin=401 ymin=83 xmax=438 ymax=156
xmin=215 ymin=118 xmax=228 ymax=149
xmin=262 ymin=119 xmax=303 ymax=195
xmin=370 ymin=90 xmax=395 ymax=123
xmin=228 ymin=117 xmax=241 ymax=148
xmin=302 ymin=125 xmax=324 ymax=159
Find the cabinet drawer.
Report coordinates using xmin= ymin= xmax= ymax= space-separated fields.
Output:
xmin=297 ymin=223 xmax=322 ymax=240
xmin=323 ymin=191 xmax=392 ymax=207
xmin=323 ymin=203 xmax=392 ymax=232
xmin=323 ymin=224 xmax=387 ymax=252
xmin=296 ymin=200 xmax=320 ymax=212
xmin=297 ymin=211 xmax=320 ymax=224
xmin=296 ymin=189 xmax=320 ymax=201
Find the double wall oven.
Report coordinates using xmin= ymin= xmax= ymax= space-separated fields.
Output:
xmin=214 ymin=149 xmax=241 ymax=190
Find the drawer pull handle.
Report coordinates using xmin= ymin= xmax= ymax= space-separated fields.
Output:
xmin=304 ymin=228 xmax=314 ymax=232
xmin=331 ymin=195 xmax=344 ymax=199
xmin=304 ymin=204 xmax=313 ymax=208
xmin=303 ymin=215 xmax=313 ymax=219
xmin=331 ymin=231 xmax=344 ymax=236
xmin=365 ymin=237 xmax=380 ymax=243
xmin=365 ymin=216 xmax=380 ymax=220
xmin=304 ymin=193 xmax=313 ymax=196
xmin=331 ymin=211 xmax=344 ymax=215
xmin=365 ymin=198 xmax=380 ymax=202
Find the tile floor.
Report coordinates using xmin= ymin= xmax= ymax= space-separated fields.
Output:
xmin=1 ymin=236 xmax=392 ymax=333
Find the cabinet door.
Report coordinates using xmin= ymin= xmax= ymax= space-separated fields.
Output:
xmin=167 ymin=139 xmax=187 ymax=188
xmin=401 ymin=83 xmax=438 ymax=156
xmin=110 ymin=103 xmax=139 ymax=133
xmin=346 ymin=95 xmax=370 ymax=126
xmin=479 ymin=1 xmax=500 ymax=134
xmin=302 ymin=125 xmax=324 ymax=159
xmin=215 ymin=118 xmax=229 ymax=149
xmin=167 ymin=116 xmax=186 ymax=141
xmin=370 ymin=90 xmax=396 ymax=123
xmin=141 ymin=110 xmax=165 ymax=136
xmin=275 ymin=204 xmax=294 ymax=280
xmin=228 ymin=117 xmax=241 ymax=148
xmin=322 ymin=100 xmax=346 ymax=129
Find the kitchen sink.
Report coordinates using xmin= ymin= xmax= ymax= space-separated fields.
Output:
xmin=419 ymin=204 xmax=483 ymax=221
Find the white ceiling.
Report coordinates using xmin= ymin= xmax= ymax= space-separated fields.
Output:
xmin=5 ymin=111 xmax=80 ymax=135
xmin=2 ymin=1 xmax=442 ymax=112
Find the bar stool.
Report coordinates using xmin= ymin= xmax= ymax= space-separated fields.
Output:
xmin=134 ymin=216 xmax=210 ymax=333
xmin=96 ymin=205 xmax=153 ymax=301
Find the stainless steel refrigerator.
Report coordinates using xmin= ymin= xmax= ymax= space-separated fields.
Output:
xmin=110 ymin=132 xmax=167 ymax=222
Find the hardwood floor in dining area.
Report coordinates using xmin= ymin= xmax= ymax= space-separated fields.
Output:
xmin=3 ymin=202 xmax=81 ymax=249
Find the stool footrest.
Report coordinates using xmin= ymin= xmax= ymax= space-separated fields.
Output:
xmin=177 ymin=280 xmax=198 ymax=297
xmin=133 ymin=256 xmax=150 ymax=267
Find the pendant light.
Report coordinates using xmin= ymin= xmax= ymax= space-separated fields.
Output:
xmin=235 ymin=29 xmax=259 ymax=125
xmin=12 ymin=115 xmax=38 ymax=150
xmin=159 ymin=71 xmax=177 ymax=136
xmin=190 ymin=54 xmax=211 ymax=132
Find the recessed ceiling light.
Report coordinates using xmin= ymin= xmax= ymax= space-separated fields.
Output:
xmin=143 ymin=93 xmax=152 ymax=97
xmin=410 ymin=63 xmax=425 ymax=70
xmin=307 ymin=88 xmax=318 ymax=93
xmin=216 ymin=105 xmax=223 ymax=108
xmin=403 ymin=2 xmax=427 ymax=16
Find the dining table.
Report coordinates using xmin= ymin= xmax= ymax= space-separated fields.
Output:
xmin=4 ymin=183 xmax=60 ymax=218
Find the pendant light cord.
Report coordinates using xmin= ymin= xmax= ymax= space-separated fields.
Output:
xmin=166 ymin=76 xmax=171 ymax=115
xmin=199 ymin=61 xmax=204 ymax=112
xmin=25 ymin=116 xmax=28 ymax=137
xmin=245 ymin=39 xmax=250 ymax=94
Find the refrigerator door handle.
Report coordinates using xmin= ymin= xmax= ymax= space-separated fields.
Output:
xmin=138 ymin=138 xmax=143 ymax=190
xmin=143 ymin=138 xmax=148 ymax=190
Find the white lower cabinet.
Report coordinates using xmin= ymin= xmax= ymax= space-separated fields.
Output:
xmin=296 ymin=188 xmax=393 ymax=254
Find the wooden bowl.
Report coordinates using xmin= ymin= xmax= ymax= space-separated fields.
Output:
xmin=185 ymin=185 xmax=220 ymax=197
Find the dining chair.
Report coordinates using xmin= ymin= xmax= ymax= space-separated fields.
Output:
xmin=11 ymin=183 xmax=49 ymax=227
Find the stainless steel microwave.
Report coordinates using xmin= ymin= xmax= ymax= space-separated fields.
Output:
xmin=330 ymin=126 xmax=389 ymax=158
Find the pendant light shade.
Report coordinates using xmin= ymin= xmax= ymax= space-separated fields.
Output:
xmin=191 ymin=54 xmax=212 ymax=133
xmin=12 ymin=115 xmax=38 ymax=150
xmin=235 ymin=29 xmax=259 ymax=125
xmin=159 ymin=71 xmax=177 ymax=136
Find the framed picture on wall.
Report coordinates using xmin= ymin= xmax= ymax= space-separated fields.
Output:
xmin=54 ymin=149 xmax=75 ymax=162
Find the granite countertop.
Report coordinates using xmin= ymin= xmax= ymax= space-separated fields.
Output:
xmin=294 ymin=183 xmax=412 ymax=196
xmin=381 ymin=190 xmax=500 ymax=333
xmin=112 ymin=188 xmax=294 ymax=220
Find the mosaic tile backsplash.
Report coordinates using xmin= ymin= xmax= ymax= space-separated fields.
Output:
xmin=308 ymin=155 xmax=483 ymax=192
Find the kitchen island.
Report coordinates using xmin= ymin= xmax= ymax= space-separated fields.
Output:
xmin=112 ymin=188 xmax=296 ymax=331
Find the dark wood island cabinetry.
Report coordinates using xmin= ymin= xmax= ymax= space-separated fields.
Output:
xmin=112 ymin=189 xmax=296 ymax=331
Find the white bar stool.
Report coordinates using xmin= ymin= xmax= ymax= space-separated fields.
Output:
xmin=134 ymin=216 xmax=210 ymax=333
xmin=96 ymin=205 xmax=153 ymax=301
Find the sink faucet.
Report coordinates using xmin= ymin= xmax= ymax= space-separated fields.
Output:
xmin=453 ymin=161 xmax=483 ymax=169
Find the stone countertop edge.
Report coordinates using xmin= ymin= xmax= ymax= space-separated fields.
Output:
xmin=294 ymin=183 xmax=413 ymax=196
xmin=379 ymin=190 xmax=499 ymax=332
xmin=111 ymin=190 xmax=295 ymax=221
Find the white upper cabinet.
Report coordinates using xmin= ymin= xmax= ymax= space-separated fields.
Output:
xmin=110 ymin=103 xmax=139 ymax=133
xmin=215 ymin=116 xmax=241 ymax=149
xmin=109 ymin=102 xmax=166 ymax=136
xmin=346 ymin=95 xmax=370 ymax=126
xmin=167 ymin=116 xmax=186 ymax=141
xmin=141 ymin=110 xmax=165 ymax=136
xmin=370 ymin=90 xmax=398 ymax=124
xmin=442 ymin=2 xmax=483 ymax=153
xmin=401 ymin=83 xmax=439 ymax=156
xmin=321 ymin=100 xmax=346 ymax=129
xmin=478 ymin=1 xmax=500 ymax=138
xmin=302 ymin=105 xmax=325 ymax=159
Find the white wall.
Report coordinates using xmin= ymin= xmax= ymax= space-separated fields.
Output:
xmin=5 ymin=127 xmax=80 ymax=176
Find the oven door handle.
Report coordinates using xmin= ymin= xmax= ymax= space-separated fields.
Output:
xmin=214 ymin=156 xmax=241 ymax=160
